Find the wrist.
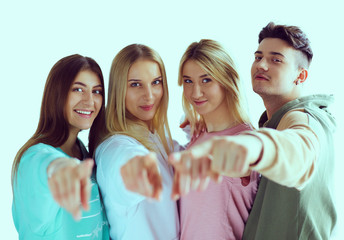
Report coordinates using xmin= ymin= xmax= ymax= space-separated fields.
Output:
xmin=242 ymin=133 xmax=264 ymax=167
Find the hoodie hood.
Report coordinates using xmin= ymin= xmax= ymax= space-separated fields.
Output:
xmin=259 ymin=94 xmax=336 ymax=132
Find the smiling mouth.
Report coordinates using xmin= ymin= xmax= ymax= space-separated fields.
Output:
xmin=74 ymin=110 xmax=93 ymax=118
xmin=140 ymin=105 xmax=154 ymax=111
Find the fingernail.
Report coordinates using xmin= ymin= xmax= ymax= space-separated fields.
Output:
xmin=172 ymin=152 xmax=180 ymax=162
xmin=173 ymin=194 xmax=180 ymax=201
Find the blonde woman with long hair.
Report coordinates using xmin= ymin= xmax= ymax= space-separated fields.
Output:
xmin=171 ymin=39 xmax=260 ymax=240
xmin=95 ymin=44 xmax=179 ymax=239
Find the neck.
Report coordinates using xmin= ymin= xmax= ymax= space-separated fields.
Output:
xmin=262 ymin=94 xmax=299 ymax=119
xmin=203 ymin=103 xmax=237 ymax=132
xmin=59 ymin=129 xmax=81 ymax=159
xmin=142 ymin=120 xmax=154 ymax=133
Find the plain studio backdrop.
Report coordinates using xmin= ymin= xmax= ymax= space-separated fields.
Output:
xmin=1 ymin=1 xmax=343 ymax=239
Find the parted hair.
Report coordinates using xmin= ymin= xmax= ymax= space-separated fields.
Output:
xmin=102 ymin=44 xmax=172 ymax=154
xmin=178 ymin=39 xmax=251 ymax=135
xmin=12 ymin=54 xmax=105 ymax=187
xmin=258 ymin=22 xmax=313 ymax=68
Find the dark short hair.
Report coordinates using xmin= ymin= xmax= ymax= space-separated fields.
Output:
xmin=258 ymin=22 xmax=313 ymax=68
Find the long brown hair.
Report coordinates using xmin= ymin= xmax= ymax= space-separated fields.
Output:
xmin=102 ymin=44 xmax=172 ymax=154
xmin=12 ymin=54 xmax=105 ymax=186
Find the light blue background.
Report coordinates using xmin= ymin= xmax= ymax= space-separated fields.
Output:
xmin=1 ymin=1 xmax=343 ymax=239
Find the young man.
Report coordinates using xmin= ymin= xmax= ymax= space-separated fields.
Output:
xmin=169 ymin=22 xmax=337 ymax=239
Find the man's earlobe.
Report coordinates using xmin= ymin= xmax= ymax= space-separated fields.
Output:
xmin=298 ymin=69 xmax=308 ymax=83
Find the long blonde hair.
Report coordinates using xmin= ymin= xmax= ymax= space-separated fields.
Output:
xmin=103 ymin=44 xmax=172 ymax=154
xmin=178 ymin=39 xmax=251 ymax=134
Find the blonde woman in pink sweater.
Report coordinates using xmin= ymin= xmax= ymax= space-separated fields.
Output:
xmin=174 ymin=39 xmax=260 ymax=240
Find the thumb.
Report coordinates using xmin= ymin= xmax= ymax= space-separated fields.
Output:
xmin=209 ymin=171 xmax=222 ymax=184
xmin=146 ymin=152 xmax=158 ymax=163
xmin=189 ymin=140 xmax=213 ymax=159
xmin=171 ymin=172 xmax=180 ymax=200
xmin=168 ymin=152 xmax=181 ymax=165
xmin=76 ymin=159 xmax=94 ymax=179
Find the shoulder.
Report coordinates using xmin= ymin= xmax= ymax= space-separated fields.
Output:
xmin=15 ymin=143 xmax=66 ymax=194
xmin=277 ymin=109 xmax=309 ymax=130
xmin=231 ymin=123 xmax=254 ymax=133
xmin=95 ymin=134 xmax=149 ymax=163
xmin=97 ymin=134 xmax=144 ymax=152
xmin=26 ymin=143 xmax=57 ymax=153
xmin=23 ymin=143 xmax=66 ymax=161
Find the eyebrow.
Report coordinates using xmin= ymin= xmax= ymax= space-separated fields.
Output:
xmin=73 ymin=82 xmax=102 ymax=88
xmin=254 ymin=51 xmax=285 ymax=58
xmin=183 ymin=74 xmax=210 ymax=78
xmin=128 ymin=76 xmax=162 ymax=82
xmin=200 ymin=74 xmax=209 ymax=78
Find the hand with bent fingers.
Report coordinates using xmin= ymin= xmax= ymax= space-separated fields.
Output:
xmin=209 ymin=135 xmax=262 ymax=176
xmin=120 ymin=152 xmax=162 ymax=201
xmin=169 ymin=134 xmax=263 ymax=199
xmin=169 ymin=151 xmax=221 ymax=200
xmin=47 ymin=158 xmax=94 ymax=221
xmin=179 ymin=119 xmax=205 ymax=138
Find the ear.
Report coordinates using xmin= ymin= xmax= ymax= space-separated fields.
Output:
xmin=298 ymin=69 xmax=308 ymax=83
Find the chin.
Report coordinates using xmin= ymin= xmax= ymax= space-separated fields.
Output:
xmin=78 ymin=124 xmax=93 ymax=131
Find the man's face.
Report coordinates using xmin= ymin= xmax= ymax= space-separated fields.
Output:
xmin=251 ymin=38 xmax=301 ymax=100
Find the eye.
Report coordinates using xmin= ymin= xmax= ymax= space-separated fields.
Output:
xmin=93 ymin=89 xmax=103 ymax=94
xmin=130 ymin=82 xmax=141 ymax=87
xmin=152 ymin=79 xmax=162 ymax=85
xmin=72 ymin=88 xmax=83 ymax=92
xmin=183 ymin=79 xmax=192 ymax=84
xmin=202 ymin=78 xmax=212 ymax=83
xmin=254 ymin=56 xmax=262 ymax=61
xmin=272 ymin=58 xmax=282 ymax=63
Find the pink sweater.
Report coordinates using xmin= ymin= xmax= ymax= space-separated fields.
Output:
xmin=180 ymin=123 xmax=260 ymax=240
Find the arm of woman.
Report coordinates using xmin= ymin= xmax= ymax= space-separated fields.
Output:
xmin=13 ymin=144 xmax=91 ymax=235
xmin=95 ymin=135 xmax=162 ymax=207
xmin=47 ymin=158 xmax=94 ymax=220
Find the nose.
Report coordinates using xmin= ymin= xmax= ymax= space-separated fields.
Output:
xmin=192 ymin=83 xmax=203 ymax=99
xmin=143 ymin=85 xmax=153 ymax=101
xmin=83 ymin=91 xmax=94 ymax=106
xmin=255 ymin=58 xmax=268 ymax=71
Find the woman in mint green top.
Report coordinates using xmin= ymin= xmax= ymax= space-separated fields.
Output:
xmin=11 ymin=54 xmax=109 ymax=239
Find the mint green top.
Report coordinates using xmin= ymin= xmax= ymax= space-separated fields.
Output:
xmin=12 ymin=141 xmax=109 ymax=240
xmin=243 ymin=95 xmax=337 ymax=239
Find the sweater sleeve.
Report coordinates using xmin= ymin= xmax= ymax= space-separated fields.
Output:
xmin=248 ymin=109 xmax=320 ymax=189
xmin=13 ymin=143 xmax=67 ymax=236
xmin=95 ymin=135 xmax=150 ymax=207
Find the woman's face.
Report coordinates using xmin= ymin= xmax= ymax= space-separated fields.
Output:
xmin=125 ymin=59 xmax=163 ymax=127
xmin=182 ymin=60 xmax=227 ymax=118
xmin=65 ymin=70 xmax=103 ymax=132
